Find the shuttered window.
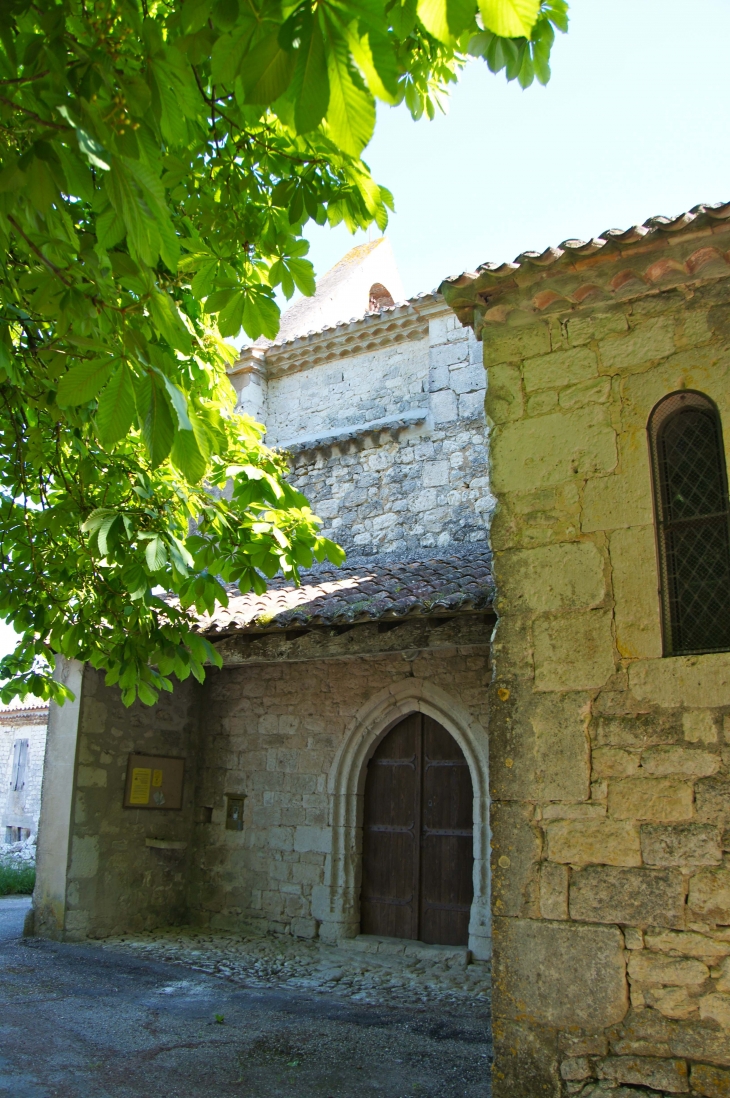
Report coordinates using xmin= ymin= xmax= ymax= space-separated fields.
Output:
xmin=10 ymin=739 xmax=29 ymax=792
xmin=649 ymin=390 xmax=730 ymax=656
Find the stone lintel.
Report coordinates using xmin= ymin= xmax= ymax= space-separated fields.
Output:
xmin=212 ymin=611 xmax=495 ymax=666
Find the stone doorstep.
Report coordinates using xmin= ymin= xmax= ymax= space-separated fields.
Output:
xmin=338 ymin=934 xmax=471 ymax=967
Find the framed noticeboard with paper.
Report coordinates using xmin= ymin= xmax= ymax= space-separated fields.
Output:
xmin=123 ymin=754 xmax=185 ymax=810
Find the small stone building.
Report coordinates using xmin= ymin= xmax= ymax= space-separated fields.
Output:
xmin=35 ymin=238 xmax=496 ymax=962
xmin=442 ymin=202 xmax=730 ymax=1096
xmin=0 ymin=698 xmax=48 ymax=844
xmin=34 ymin=206 xmax=730 ymax=1095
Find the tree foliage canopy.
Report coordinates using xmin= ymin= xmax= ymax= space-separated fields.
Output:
xmin=0 ymin=0 xmax=567 ymax=705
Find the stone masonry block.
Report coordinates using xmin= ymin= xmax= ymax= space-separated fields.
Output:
xmin=490 ymin=800 xmax=541 ymax=918
xmin=559 ymin=376 xmax=611 ymax=409
xmin=569 ymin=866 xmax=685 ymax=927
xmin=489 ymin=687 xmax=591 ymax=803
xmin=539 ymin=862 xmax=569 ymax=919
xmin=68 ymin=835 xmax=99 ymax=880
xmin=492 ymin=917 xmax=628 ymax=1028
xmin=628 ymin=653 xmax=730 ymax=710
xmin=529 ymin=692 xmax=591 ymax=803
xmin=644 ymin=929 xmax=730 ymax=964
xmin=527 ymin=390 xmax=557 ymax=416
xmin=608 ymin=776 xmax=694 ymax=822
xmin=684 ymin=710 xmax=719 ymax=744
xmin=421 ymin=460 xmax=449 ymax=488
xmin=492 ymin=406 xmax=617 ymax=493
xmin=430 ymin=388 xmax=458 ymax=424
xmin=499 ymin=541 xmax=606 ymax=614
xmin=567 ymin=311 xmax=629 ymax=347
xmin=598 ymin=316 xmax=676 ymax=373
xmin=458 ymin=390 xmax=486 ymax=420
xmin=641 ymin=824 xmax=723 ymax=867
xmin=641 ymin=746 xmax=720 ymax=778
xmin=609 ymin=525 xmax=663 ymax=660
xmin=449 ymin=363 xmax=485 ymax=394
xmin=592 ymin=747 xmax=640 ymax=778
xmin=430 ymin=340 xmax=468 ymax=370
xmin=593 ymin=712 xmax=681 ymax=749
xmin=485 ymin=363 xmax=524 ymax=424
xmin=597 ymin=1055 xmax=689 ymax=1093
xmin=691 ymin=1062 xmax=730 ymax=1098
xmin=628 ymin=950 xmax=709 ymax=988
xmin=545 ymin=819 xmax=641 ymax=867
xmin=482 ymin=323 xmax=551 ymax=367
xmin=695 ymin=777 xmax=730 ymax=830
xmin=688 ymin=866 xmax=730 ymax=924
xmin=293 ymin=826 xmax=331 ymax=855
xmin=582 ymin=472 xmax=653 ymax=534
xmin=533 ymin=610 xmax=615 ymax=692
xmin=523 ymin=347 xmax=599 ymax=392
xmin=699 ymin=992 xmax=730 ymax=1030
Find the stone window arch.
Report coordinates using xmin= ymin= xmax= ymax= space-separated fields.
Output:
xmin=648 ymin=389 xmax=730 ymax=655
xmin=315 ymin=680 xmax=491 ymax=959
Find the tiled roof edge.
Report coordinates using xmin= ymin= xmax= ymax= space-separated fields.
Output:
xmin=230 ymin=291 xmax=445 ymax=374
xmin=439 ymin=201 xmax=730 ymax=327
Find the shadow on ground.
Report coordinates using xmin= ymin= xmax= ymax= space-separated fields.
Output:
xmin=0 ymin=897 xmax=492 ymax=1097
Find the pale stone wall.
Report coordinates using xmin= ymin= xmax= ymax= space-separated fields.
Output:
xmin=187 ymin=644 xmax=491 ymax=941
xmin=0 ymin=707 xmax=48 ymax=840
xmin=478 ymin=275 xmax=730 ymax=1095
xmin=233 ymin=305 xmax=492 ymax=557
xmin=60 ymin=668 xmax=200 ymax=940
xmin=264 ymin=337 xmax=430 ymax=443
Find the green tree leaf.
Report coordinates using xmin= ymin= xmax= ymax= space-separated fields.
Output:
xmin=325 ymin=37 xmax=375 ymax=157
xmin=96 ymin=364 xmax=136 ymax=447
xmin=171 ymin=426 xmax=208 ymax=483
xmin=241 ymin=32 xmax=296 ymax=104
xmin=479 ymin=0 xmax=540 ymax=38
xmin=148 ymin=290 xmax=193 ymax=353
xmin=57 ymin=358 xmax=116 ymax=407
xmin=291 ymin=17 xmax=330 ymax=133
xmin=135 ymin=374 xmax=175 ymax=468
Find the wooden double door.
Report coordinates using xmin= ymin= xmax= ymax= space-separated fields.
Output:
xmin=360 ymin=713 xmax=474 ymax=946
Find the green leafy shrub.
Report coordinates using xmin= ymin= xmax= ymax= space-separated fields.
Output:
xmin=0 ymin=860 xmax=36 ymax=896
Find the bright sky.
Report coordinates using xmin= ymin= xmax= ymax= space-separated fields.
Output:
xmin=3 ymin=0 xmax=729 ymax=666
xmin=301 ymin=0 xmax=730 ymax=299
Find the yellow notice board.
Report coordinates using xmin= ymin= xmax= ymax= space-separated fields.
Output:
xmin=123 ymin=754 xmax=185 ymax=810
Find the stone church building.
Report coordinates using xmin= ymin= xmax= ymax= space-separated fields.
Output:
xmin=35 ymin=209 xmax=730 ymax=1096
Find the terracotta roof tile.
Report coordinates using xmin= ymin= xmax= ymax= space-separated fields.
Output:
xmin=439 ymin=201 xmax=730 ymax=306
xmin=201 ymin=548 xmax=494 ymax=636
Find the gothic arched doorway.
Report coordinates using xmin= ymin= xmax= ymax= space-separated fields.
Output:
xmin=360 ymin=712 xmax=474 ymax=946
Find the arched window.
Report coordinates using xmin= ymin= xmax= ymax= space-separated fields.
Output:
xmin=368 ymin=283 xmax=395 ymax=311
xmin=648 ymin=390 xmax=730 ymax=655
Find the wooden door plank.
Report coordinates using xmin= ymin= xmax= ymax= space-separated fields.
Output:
xmin=420 ymin=716 xmax=474 ymax=946
xmin=361 ymin=714 xmax=421 ymax=939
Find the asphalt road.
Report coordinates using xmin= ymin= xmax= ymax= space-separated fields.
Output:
xmin=0 ymin=896 xmax=492 ymax=1097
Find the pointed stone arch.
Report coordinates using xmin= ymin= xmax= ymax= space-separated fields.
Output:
xmin=314 ymin=678 xmax=491 ymax=959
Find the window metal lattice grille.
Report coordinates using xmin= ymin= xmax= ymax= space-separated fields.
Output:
xmin=649 ymin=391 xmax=730 ymax=656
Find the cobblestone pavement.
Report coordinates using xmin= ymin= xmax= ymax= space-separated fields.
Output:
xmin=1 ymin=898 xmax=492 ymax=1098
xmin=102 ymin=926 xmax=492 ymax=1010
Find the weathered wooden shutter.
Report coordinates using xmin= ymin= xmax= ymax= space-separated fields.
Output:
xmin=10 ymin=738 xmax=29 ymax=792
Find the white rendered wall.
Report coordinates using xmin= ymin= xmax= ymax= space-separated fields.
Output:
xmin=0 ymin=709 xmax=48 ymax=840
